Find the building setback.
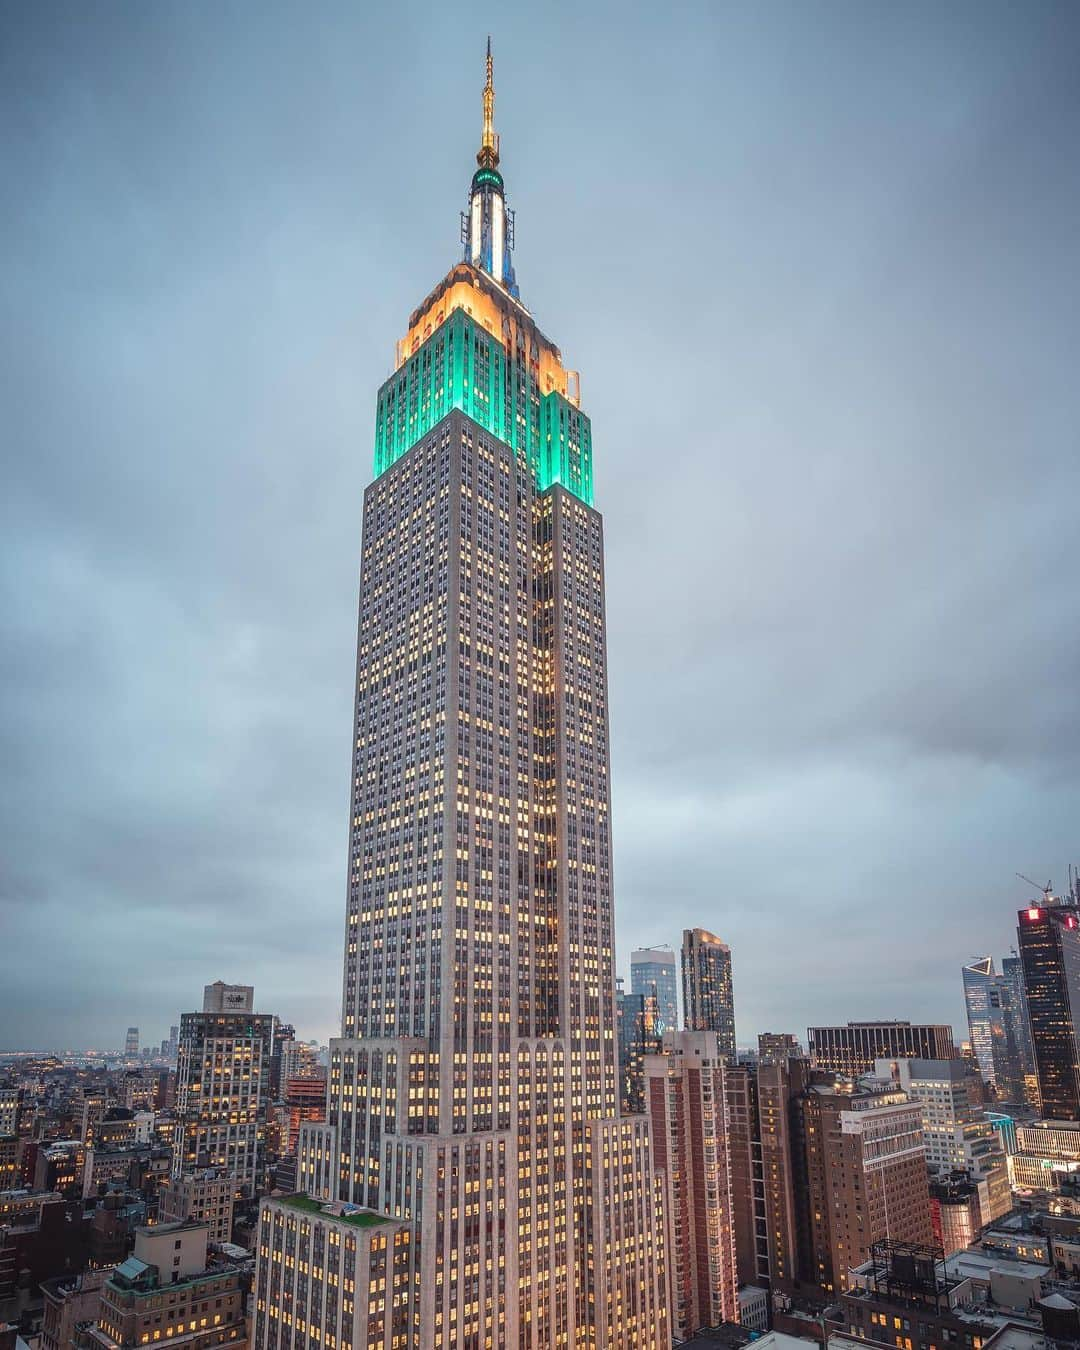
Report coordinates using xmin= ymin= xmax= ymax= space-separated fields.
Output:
xmin=251 ymin=45 xmax=668 ymax=1349
xmin=257 ymin=1196 xmax=410 ymax=1350
xmin=807 ymin=1023 xmax=955 ymax=1077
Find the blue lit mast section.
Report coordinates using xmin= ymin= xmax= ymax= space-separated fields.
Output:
xmin=461 ymin=38 xmax=519 ymax=298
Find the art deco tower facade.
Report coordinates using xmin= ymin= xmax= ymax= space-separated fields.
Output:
xmin=254 ymin=47 xmax=667 ymax=1350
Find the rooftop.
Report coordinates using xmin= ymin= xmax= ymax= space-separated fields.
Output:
xmin=944 ymin=1249 xmax=1051 ymax=1283
xmin=272 ymin=1193 xmax=390 ymax=1228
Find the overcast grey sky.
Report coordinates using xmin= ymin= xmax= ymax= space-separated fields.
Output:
xmin=3 ymin=1 xmax=1079 ymax=1051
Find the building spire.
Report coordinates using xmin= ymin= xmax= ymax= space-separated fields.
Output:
xmin=478 ymin=36 xmax=499 ymax=168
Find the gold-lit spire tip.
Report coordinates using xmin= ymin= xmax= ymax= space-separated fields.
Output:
xmin=478 ymin=34 xmax=498 ymax=167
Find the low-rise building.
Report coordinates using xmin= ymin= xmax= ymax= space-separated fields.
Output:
xmin=40 ymin=1268 xmax=108 ymax=1350
xmin=841 ymin=1238 xmax=1052 ymax=1350
xmin=33 ymin=1141 xmax=85 ymax=1199
xmin=85 ymin=1221 xmax=245 ymax=1350
xmin=738 ymin=1284 xmax=770 ymax=1332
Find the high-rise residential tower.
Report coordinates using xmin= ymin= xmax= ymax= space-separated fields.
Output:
xmin=631 ymin=946 xmax=679 ymax=1036
xmin=1017 ymin=902 xmax=1080 ymax=1119
xmin=253 ymin=47 xmax=668 ymax=1350
xmin=681 ymin=928 xmax=736 ymax=1056
xmin=645 ymin=1032 xmax=738 ymax=1342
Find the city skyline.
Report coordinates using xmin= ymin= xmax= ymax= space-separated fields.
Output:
xmin=4 ymin=2 xmax=1080 ymax=1051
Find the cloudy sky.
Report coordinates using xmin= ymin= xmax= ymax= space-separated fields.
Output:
xmin=3 ymin=1 xmax=1079 ymax=1052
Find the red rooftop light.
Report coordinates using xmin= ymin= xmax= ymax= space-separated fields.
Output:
xmin=1028 ymin=907 xmax=1042 ymax=921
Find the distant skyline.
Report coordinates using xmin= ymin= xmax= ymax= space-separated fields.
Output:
xmin=3 ymin=2 xmax=1080 ymax=1049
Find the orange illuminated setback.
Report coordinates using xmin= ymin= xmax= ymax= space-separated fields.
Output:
xmin=394 ymin=262 xmax=580 ymax=408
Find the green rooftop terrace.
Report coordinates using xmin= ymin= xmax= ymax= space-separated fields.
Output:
xmin=274 ymin=1193 xmax=390 ymax=1228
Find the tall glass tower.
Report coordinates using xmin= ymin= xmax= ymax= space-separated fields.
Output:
xmin=682 ymin=928 xmax=736 ymax=1058
xmin=254 ymin=47 xmax=668 ymax=1350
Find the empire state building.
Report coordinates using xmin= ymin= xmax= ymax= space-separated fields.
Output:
xmin=254 ymin=46 xmax=669 ymax=1350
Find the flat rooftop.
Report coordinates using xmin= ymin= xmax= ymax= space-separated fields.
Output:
xmin=272 ymin=1193 xmax=391 ymax=1228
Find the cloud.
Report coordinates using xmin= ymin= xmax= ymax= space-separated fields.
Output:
xmin=2 ymin=1 xmax=1079 ymax=1049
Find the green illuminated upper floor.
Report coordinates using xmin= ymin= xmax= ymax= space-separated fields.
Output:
xmin=375 ymin=305 xmax=594 ymax=507
xmin=373 ymin=272 xmax=593 ymax=507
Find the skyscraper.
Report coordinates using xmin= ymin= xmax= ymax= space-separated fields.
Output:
xmin=1017 ymin=902 xmax=1080 ymax=1119
xmin=124 ymin=1027 xmax=139 ymax=1058
xmin=174 ymin=983 xmax=273 ymax=1190
xmin=1001 ymin=953 xmax=1039 ymax=1104
xmin=631 ymin=946 xmax=679 ymax=1036
xmin=962 ymin=957 xmax=1025 ymax=1101
xmin=615 ymin=976 xmax=656 ymax=1114
xmin=254 ymin=46 xmax=668 ymax=1349
xmin=681 ymin=928 xmax=736 ymax=1056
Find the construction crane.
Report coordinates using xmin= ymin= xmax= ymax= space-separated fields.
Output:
xmin=1017 ymin=873 xmax=1054 ymax=903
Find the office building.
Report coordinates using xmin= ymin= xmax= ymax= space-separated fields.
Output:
xmin=1001 ymin=955 xmax=1036 ymax=1067
xmin=158 ymin=1170 xmax=236 ymax=1246
xmin=284 ymin=1075 xmax=327 ymax=1153
xmin=632 ymin=947 xmax=679 ymax=1036
xmin=1008 ymin=1120 xmax=1080 ymax=1191
xmin=808 ymin=1022 xmax=955 ymax=1077
xmin=646 ymin=1032 xmax=739 ymax=1342
xmin=1016 ymin=903 xmax=1080 ymax=1119
xmin=962 ymin=957 xmax=1026 ymax=1101
xmin=124 ymin=1028 xmax=139 ymax=1058
xmin=616 ymin=976 xmax=657 ymax=1114
xmin=758 ymin=1033 xmax=803 ymax=1066
xmin=757 ymin=1056 xmax=813 ymax=1293
xmin=173 ymin=983 xmax=273 ymax=1189
xmin=682 ymin=928 xmax=736 ymax=1056
xmin=251 ymin=46 xmax=668 ymax=1349
xmin=279 ymin=1038 xmax=322 ymax=1085
xmin=877 ymin=1058 xmax=1010 ymax=1228
xmin=0 ymin=1091 xmax=18 ymax=1138
xmin=0 ymin=1138 xmax=18 ymax=1192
